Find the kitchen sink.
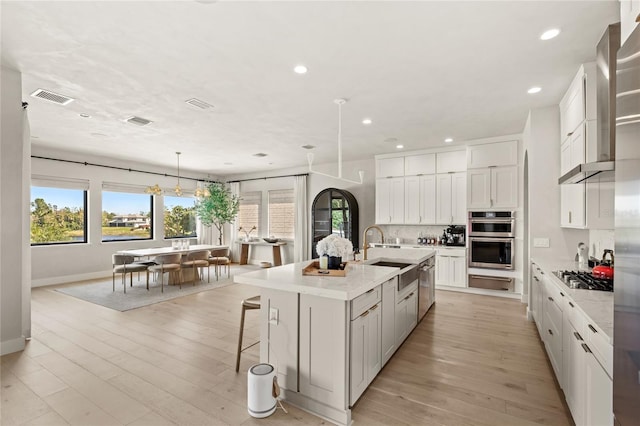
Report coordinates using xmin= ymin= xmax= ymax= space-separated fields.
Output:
xmin=368 ymin=261 xmax=412 ymax=269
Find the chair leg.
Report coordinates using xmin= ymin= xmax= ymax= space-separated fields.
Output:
xmin=236 ymin=303 xmax=247 ymax=373
xmin=122 ymin=272 xmax=126 ymax=294
xmin=112 ymin=272 xmax=115 ymax=292
xmin=146 ymin=270 xmax=149 ymax=291
xmin=130 ymin=272 xmax=133 ymax=287
xmin=160 ymin=268 xmax=164 ymax=293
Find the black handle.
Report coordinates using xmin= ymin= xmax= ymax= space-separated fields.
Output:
xmin=573 ymin=331 xmax=583 ymax=341
xmin=588 ymin=324 xmax=597 ymax=333
xmin=582 ymin=343 xmax=592 ymax=353
xmin=560 ymin=292 xmax=565 ymax=297
xmin=548 ymin=329 xmax=553 ymax=335
xmin=569 ymin=301 xmax=574 ymax=308
xmin=548 ymin=296 xmax=554 ymax=302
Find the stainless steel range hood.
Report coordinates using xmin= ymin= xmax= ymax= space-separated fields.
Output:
xmin=559 ymin=23 xmax=620 ymax=185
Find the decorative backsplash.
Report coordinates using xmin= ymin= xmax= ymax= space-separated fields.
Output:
xmin=589 ymin=229 xmax=615 ymax=260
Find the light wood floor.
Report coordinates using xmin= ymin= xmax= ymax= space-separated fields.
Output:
xmin=1 ymin=276 xmax=573 ymax=425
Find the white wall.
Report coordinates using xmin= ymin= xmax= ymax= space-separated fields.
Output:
xmin=30 ymin=147 xmax=217 ymax=286
xmin=524 ymin=106 xmax=589 ymax=260
xmin=1 ymin=66 xmax=28 ymax=355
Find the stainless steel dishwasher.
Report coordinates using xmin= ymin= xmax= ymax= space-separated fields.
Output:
xmin=418 ymin=256 xmax=435 ymax=321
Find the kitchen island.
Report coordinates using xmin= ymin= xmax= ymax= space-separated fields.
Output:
xmin=234 ymin=254 xmax=432 ymax=425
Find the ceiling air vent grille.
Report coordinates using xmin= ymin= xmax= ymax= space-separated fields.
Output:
xmin=125 ymin=116 xmax=153 ymax=126
xmin=30 ymin=89 xmax=74 ymax=105
xmin=185 ymin=98 xmax=214 ymax=110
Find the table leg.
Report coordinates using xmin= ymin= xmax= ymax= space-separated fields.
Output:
xmin=272 ymin=245 xmax=282 ymax=266
xmin=240 ymin=243 xmax=249 ymax=265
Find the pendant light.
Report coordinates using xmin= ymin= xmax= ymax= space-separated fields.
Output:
xmin=307 ymin=98 xmax=364 ymax=185
xmin=174 ymin=151 xmax=183 ymax=196
xmin=194 ymin=182 xmax=210 ymax=198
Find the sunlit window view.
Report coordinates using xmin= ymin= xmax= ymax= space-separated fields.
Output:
xmin=238 ymin=191 xmax=261 ymax=236
xmin=102 ymin=191 xmax=152 ymax=241
xmin=30 ymin=187 xmax=87 ymax=245
xmin=164 ymin=195 xmax=197 ymax=239
xmin=268 ymin=189 xmax=294 ymax=239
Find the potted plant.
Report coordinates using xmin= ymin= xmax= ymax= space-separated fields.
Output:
xmin=316 ymin=234 xmax=353 ymax=270
xmin=194 ymin=182 xmax=240 ymax=245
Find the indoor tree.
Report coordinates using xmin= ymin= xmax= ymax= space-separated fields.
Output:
xmin=194 ymin=182 xmax=240 ymax=245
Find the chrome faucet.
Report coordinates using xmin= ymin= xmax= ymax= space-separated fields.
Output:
xmin=362 ymin=225 xmax=385 ymax=261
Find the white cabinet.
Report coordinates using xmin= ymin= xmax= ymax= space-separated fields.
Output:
xmin=565 ymin=320 xmax=587 ymax=425
xmin=435 ymin=249 xmax=466 ymax=288
xmin=404 ymin=175 xmax=436 ymax=224
xmin=436 ymin=150 xmax=466 ymax=173
xmin=584 ymin=349 xmax=613 ymax=426
xmin=376 ymin=178 xmax=404 ymax=224
xmin=349 ymin=301 xmax=381 ymax=405
xmin=467 ymin=166 xmax=517 ymax=209
xmin=560 ymin=68 xmax=587 ymax=140
xmin=436 ymin=172 xmax=466 ymax=224
xmin=381 ymin=278 xmax=396 ymax=366
xmin=467 ymin=140 xmax=518 ymax=169
xmin=395 ymin=287 xmax=418 ymax=348
xmin=404 ymin=153 xmax=435 ymax=176
xmin=542 ymin=279 xmax=563 ymax=381
xmin=530 ymin=262 xmax=544 ymax=336
xmin=376 ymin=157 xmax=404 ymax=178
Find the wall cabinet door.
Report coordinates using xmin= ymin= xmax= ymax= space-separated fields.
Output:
xmin=569 ymin=123 xmax=585 ymax=167
xmin=419 ymin=175 xmax=437 ymax=224
xmin=561 ymin=140 xmax=572 ymax=174
xmin=381 ymin=279 xmax=396 ymax=366
xmin=376 ymin=178 xmax=404 ymax=224
xmin=491 ymin=166 xmax=517 ymax=208
xmin=560 ymin=68 xmax=586 ymax=140
xmin=436 ymin=174 xmax=453 ymax=225
xmin=404 ymin=153 xmax=435 ymax=176
xmin=451 ymin=172 xmax=467 ymax=224
xmin=467 ymin=169 xmax=491 ymax=209
xmin=585 ymin=350 xmax=613 ymax=426
xmin=467 ymin=140 xmax=518 ymax=169
xmin=561 ymin=183 xmax=586 ymax=228
xmin=404 ymin=176 xmax=421 ymax=224
xmin=376 ymin=157 xmax=404 ymax=178
xmin=436 ymin=150 xmax=466 ymax=173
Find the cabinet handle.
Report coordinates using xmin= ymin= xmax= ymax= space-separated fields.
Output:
xmin=370 ymin=304 xmax=379 ymax=311
xmin=560 ymin=292 xmax=565 ymax=297
xmin=389 ymin=216 xmax=391 ymax=223
xmin=366 ymin=288 xmax=375 ymax=294
xmin=569 ymin=211 xmax=572 ymax=224
xmin=534 ymin=276 xmax=539 ymax=281
xmin=360 ymin=310 xmax=370 ymax=318
xmin=404 ymin=292 xmax=415 ymax=301
xmin=548 ymin=329 xmax=553 ymax=335
xmin=567 ymin=131 xmax=574 ymax=137
xmin=581 ymin=343 xmax=592 ymax=353
xmin=588 ymin=324 xmax=597 ymax=333
xmin=490 ymin=199 xmax=493 ymax=207
xmin=573 ymin=331 xmax=583 ymax=341
xmin=569 ymin=301 xmax=574 ymax=308
xmin=548 ymin=296 xmax=554 ymax=302
xmin=540 ymin=271 xmax=544 ymax=275
xmin=419 ymin=215 xmax=422 ymax=223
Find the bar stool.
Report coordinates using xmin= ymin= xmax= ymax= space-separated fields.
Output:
xmin=235 ymin=295 xmax=261 ymax=372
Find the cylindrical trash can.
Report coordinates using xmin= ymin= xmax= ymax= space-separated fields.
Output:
xmin=247 ymin=363 xmax=276 ymax=418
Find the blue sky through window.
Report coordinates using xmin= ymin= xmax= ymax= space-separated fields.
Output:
xmin=31 ymin=187 xmax=83 ymax=209
xmin=103 ymin=191 xmax=151 ymax=215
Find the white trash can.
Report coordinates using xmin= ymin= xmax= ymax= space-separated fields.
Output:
xmin=247 ymin=363 xmax=276 ymax=418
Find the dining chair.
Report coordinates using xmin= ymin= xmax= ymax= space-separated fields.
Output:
xmin=148 ymin=253 xmax=182 ymax=293
xmin=112 ymin=254 xmax=149 ymax=294
xmin=181 ymin=250 xmax=211 ymax=284
xmin=235 ymin=295 xmax=261 ymax=372
xmin=209 ymin=248 xmax=231 ymax=280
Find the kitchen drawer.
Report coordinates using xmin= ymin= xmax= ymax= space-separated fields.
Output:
xmin=546 ymin=278 xmax=568 ymax=310
xmin=584 ymin=320 xmax=613 ymax=378
xmin=351 ymin=285 xmax=382 ymax=320
xmin=397 ymin=280 xmax=418 ymax=302
xmin=563 ymin=296 xmax=586 ymax=334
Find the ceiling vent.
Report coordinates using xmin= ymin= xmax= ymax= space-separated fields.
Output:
xmin=253 ymin=153 xmax=268 ymax=157
xmin=185 ymin=98 xmax=214 ymax=110
xmin=30 ymin=89 xmax=74 ymax=105
xmin=125 ymin=116 xmax=153 ymax=126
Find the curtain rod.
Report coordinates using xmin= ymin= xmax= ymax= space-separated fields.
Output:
xmin=227 ymin=173 xmax=309 ymax=183
xmin=31 ymin=155 xmax=220 ymax=184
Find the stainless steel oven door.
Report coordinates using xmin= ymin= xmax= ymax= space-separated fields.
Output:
xmin=469 ymin=237 xmax=514 ymax=269
xmin=468 ymin=218 xmax=515 ymax=237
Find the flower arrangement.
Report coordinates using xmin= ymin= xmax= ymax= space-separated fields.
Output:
xmin=238 ymin=225 xmax=256 ymax=241
xmin=316 ymin=234 xmax=353 ymax=258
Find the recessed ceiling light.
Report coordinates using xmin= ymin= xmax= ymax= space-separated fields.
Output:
xmin=540 ymin=29 xmax=560 ymax=40
xmin=528 ymin=86 xmax=542 ymax=94
xmin=294 ymin=65 xmax=308 ymax=74
xmin=384 ymin=137 xmax=398 ymax=143
xmin=444 ymin=138 xmax=453 ymax=143
xmin=79 ymin=113 xmax=91 ymax=118
xmin=362 ymin=118 xmax=372 ymax=125
xmin=396 ymin=144 xmax=404 ymax=149
xmin=224 ymin=162 xmax=233 ymax=165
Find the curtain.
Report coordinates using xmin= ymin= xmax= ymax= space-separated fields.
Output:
xmin=196 ymin=216 xmax=215 ymax=245
xmin=229 ymin=182 xmax=240 ymax=262
xmin=293 ymin=175 xmax=308 ymax=262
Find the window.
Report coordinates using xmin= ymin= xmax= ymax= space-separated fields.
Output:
xmin=238 ymin=191 xmax=261 ymax=237
xmin=102 ymin=189 xmax=153 ymax=242
xmin=268 ymin=189 xmax=294 ymax=239
xmin=30 ymin=186 xmax=87 ymax=245
xmin=164 ymin=195 xmax=197 ymax=239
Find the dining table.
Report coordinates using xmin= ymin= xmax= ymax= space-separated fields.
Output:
xmin=117 ymin=244 xmax=228 ymax=284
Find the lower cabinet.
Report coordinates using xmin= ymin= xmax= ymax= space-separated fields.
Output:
xmin=381 ymin=278 xmax=397 ymax=366
xmin=584 ymin=347 xmax=613 ymax=426
xmin=395 ymin=285 xmax=418 ymax=349
xmin=349 ymin=302 xmax=382 ymax=405
xmin=436 ymin=249 xmax=467 ymax=288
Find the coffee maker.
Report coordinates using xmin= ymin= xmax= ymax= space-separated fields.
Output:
xmin=445 ymin=225 xmax=466 ymax=246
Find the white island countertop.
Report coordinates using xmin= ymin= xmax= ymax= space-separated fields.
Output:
xmin=234 ymin=261 xmax=401 ymax=301
xmin=365 ymin=247 xmax=435 ymax=263
xmin=532 ymin=256 xmax=614 ymax=343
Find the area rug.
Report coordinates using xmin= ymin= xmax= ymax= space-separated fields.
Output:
xmin=54 ymin=264 xmax=260 ymax=312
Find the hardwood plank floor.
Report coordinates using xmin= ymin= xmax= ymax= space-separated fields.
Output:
xmin=2 ymin=275 xmax=572 ymax=425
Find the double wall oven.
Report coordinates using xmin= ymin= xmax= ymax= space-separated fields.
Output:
xmin=468 ymin=211 xmax=515 ymax=270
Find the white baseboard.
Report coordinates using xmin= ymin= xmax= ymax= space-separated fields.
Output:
xmin=32 ymin=270 xmax=112 ymax=288
xmin=1 ymin=336 xmax=25 ymax=356
xmin=436 ymin=285 xmax=522 ymax=300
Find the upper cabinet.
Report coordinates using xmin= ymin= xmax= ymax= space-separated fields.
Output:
xmin=375 ymin=177 xmax=405 ymax=224
xmin=436 ymin=150 xmax=466 ymax=173
xmin=621 ymin=0 xmax=640 ymax=45
xmin=376 ymin=157 xmax=404 ymax=178
xmin=404 ymin=153 xmax=435 ymax=176
xmin=559 ymin=63 xmax=597 ymax=146
xmin=467 ymin=140 xmax=518 ymax=169
xmin=436 ymin=172 xmax=466 ymax=225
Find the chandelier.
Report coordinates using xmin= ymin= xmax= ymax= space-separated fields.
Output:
xmin=145 ymin=151 xmax=184 ymax=196
xmin=194 ymin=182 xmax=210 ymax=199
xmin=307 ymin=98 xmax=364 ymax=185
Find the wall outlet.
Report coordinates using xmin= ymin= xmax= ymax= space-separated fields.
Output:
xmin=533 ymin=238 xmax=550 ymax=248
xmin=269 ymin=307 xmax=279 ymax=325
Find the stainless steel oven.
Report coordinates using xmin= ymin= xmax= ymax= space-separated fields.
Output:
xmin=469 ymin=237 xmax=514 ymax=270
xmin=468 ymin=211 xmax=515 ymax=238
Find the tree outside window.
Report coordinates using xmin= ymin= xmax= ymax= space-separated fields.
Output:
xmin=102 ymin=191 xmax=152 ymax=241
xmin=30 ymin=186 xmax=87 ymax=245
xmin=164 ymin=195 xmax=197 ymax=238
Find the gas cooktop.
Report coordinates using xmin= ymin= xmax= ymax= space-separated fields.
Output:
xmin=553 ymin=270 xmax=613 ymax=292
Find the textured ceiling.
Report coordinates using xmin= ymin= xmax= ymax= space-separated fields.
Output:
xmin=1 ymin=1 xmax=619 ymax=176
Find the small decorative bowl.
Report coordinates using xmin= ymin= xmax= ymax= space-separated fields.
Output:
xmin=260 ymin=261 xmax=272 ymax=268
xmin=263 ymin=238 xmax=279 ymax=243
